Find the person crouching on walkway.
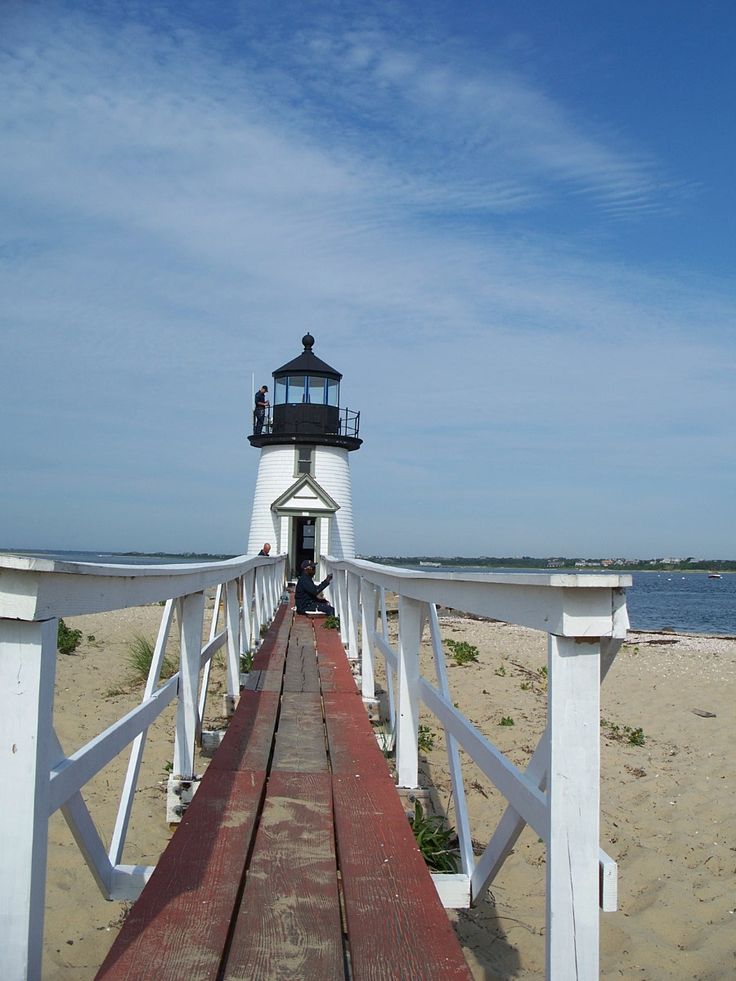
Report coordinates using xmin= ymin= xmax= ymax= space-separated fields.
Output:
xmin=295 ymin=560 xmax=334 ymax=615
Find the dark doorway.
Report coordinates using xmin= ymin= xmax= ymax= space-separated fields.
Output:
xmin=294 ymin=516 xmax=315 ymax=577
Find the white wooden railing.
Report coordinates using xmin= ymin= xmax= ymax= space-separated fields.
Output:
xmin=0 ymin=551 xmax=631 ymax=980
xmin=0 ymin=551 xmax=286 ymax=981
xmin=323 ymin=556 xmax=631 ymax=981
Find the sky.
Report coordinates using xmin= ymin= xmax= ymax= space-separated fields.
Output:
xmin=2 ymin=0 xmax=735 ymax=559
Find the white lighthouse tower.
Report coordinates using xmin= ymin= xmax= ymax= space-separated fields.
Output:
xmin=246 ymin=334 xmax=362 ymax=577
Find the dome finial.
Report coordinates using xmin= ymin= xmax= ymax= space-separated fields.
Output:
xmin=302 ymin=333 xmax=315 ymax=351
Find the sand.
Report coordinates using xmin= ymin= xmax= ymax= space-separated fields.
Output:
xmin=41 ymin=606 xmax=735 ymax=980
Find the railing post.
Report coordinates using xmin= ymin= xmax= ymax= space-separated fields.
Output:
xmin=252 ymin=568 xmax=264 ymax=645
xmin=112 ymin=599 xmax=176 ymax=865
xmin=168 ymin=591 xmax=205 ymax=821
xmin=224 ymin=580 xmax=241 ymax=708
xmin=0 ymin=617 xmax=57 ymax=981
xmin=265 ymin=562 xmax=276 ymax=619
xmin=360 ymin=580 xmax=378 ymax=700
xmin=546 ymin=634 xmax=601 ymax=980
xmin=346 ymin=571 xmax=360 ymax=663
xmin=272 ymin=561 xmax=280 ymax=614
xmin=335 ymin=570 xmax=348 ymax=645
xmin=241 ymin=568 xmax=255 ymax=655
xmin=379 ymin=586 xmax=397 ymax=734
xmin=396 ymin=595 xmax=423 ymax=788
xmin=428 ymin=603 xmax=474 ymax=878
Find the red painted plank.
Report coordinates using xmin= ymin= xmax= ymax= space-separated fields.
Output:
xmin=95 ymin=768 xmax=266 ymax=981
xmin=251 ymin=604 xmax=292 ymax=670
xmin=250 ymin=611 xmax=291 ymax=688
xmin=223 ymin=771 xmax=344 ymax=980
xmin=256 ymin=664 xmax=287 ymax=691
xmin=313 ymin=623 xmax=357 ymax=692
xmin=312 ymin=620 xmax=348 ymax=654
xmin=210 ymin=691 xmax=280 ymax=773
xmin=322 ymin=691 xmax=390 ymax=776
xmin=332 ymin=772 xmax=473 ymax=981
xmin=251 ymin=643 xmax=286 ymax=675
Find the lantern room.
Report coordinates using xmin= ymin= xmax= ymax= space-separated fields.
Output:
xmin=248 ymin=333 xmax=361 ymax=450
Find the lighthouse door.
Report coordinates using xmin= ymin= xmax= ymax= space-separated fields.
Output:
xmin=294 ymin=516 xmax=316 ymax=577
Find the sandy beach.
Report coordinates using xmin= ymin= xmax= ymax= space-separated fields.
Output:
xmin=42 ymin=604 xmax=735 ymax=979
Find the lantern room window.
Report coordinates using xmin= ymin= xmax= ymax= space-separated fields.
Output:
xmin=307 ymin=376 xmax=326 ymax=404
xmin=275 ymin=375 xmax=338 ymax=405
xmin=287 ymin=376 xmax=306 ymax=404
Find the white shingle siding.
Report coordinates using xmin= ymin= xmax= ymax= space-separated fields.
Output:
xmin=246 ymin=446 xmax=293 ymax=553
xmin=247 ymin=444 xmax=355 ymax=559
xmin=314 ymin=445 xmax=355 ymax=559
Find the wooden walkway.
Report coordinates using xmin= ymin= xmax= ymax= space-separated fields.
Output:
xmin=96 ymin=604 xmax=472 ymax=980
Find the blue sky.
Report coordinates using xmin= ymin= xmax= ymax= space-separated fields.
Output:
xmin=2 ymin=0 xmax=735 ymax=558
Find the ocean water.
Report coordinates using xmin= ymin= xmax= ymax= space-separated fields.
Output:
xmin=2 ymin=550 xmax=734 ymax=636
xmin=621 ymin=571 xmax=735 ymax=635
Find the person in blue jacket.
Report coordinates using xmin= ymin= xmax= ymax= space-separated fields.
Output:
xmin=295 ymin=560 xmax=334 ymax=615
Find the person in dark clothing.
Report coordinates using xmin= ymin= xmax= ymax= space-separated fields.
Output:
xmin=295 ymin=560 xmax=334 ymax=615
xmin=258 ymin=543 xmax=271 ymax=556
xmin=253 ymin=385 xmax=269 ymax=435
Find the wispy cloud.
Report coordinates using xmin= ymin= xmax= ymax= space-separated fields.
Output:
xmin=245 ymin=18 xmax=692 ymax=220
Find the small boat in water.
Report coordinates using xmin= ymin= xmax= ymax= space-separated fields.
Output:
xmin=708 ymin=573 xmax=722 ymax=579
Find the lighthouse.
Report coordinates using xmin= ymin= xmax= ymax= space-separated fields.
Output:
xmin=246 ymin=334 xmax=362 ymax=577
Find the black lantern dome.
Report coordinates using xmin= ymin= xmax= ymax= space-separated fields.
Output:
xmin=248 ymin=335 xmax=361 ymax=450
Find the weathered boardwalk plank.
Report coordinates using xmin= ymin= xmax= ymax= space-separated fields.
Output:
xmin=282 ymin=621 xmax=321 ymax=693
xmin=223 ymin=771 xmax=343 ymax=980
xmin=271 ymin=692 xmax=327 ymax=772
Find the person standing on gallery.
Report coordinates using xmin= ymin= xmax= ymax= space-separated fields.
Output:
xmin=258 ymin=543 xmax=271 ymax=556
xmin=253 ymin=385 xmax=269 ymax=435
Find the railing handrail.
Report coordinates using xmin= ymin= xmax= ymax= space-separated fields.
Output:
xmin=326 ymin=556 xmax=631 ymax=638
xmin=329 ymin=555 xmax=632 ymax=588
xmin=0 ymin=552 xmax=279 ymax=620
xmin=0 ymin=551 xmax=272 ymax=580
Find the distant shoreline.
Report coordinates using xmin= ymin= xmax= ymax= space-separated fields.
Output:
xmin=367 ymin=556 xmax=736 ymax=574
